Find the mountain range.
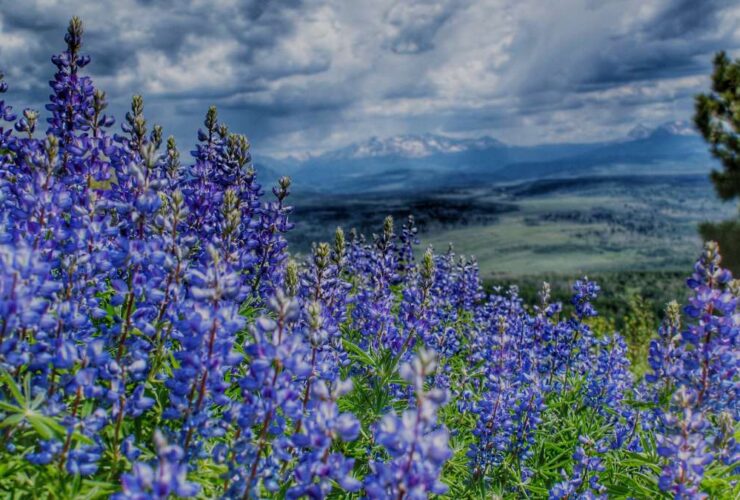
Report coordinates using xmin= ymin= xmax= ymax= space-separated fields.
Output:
xmin=256 ymin=121 xmax=714 ymax=194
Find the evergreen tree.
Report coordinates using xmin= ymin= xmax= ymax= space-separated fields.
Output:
xmin=694 ymin=51 xmax=740 ymax=201
xmin=694 ymin=52 xmax=740 ymax=274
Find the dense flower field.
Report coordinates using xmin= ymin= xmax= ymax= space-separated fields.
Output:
xmin=0 ymin=19 xmax=737 ymax=499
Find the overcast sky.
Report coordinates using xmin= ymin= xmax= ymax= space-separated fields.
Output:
xmin=1 ymin=0 xmax=739 ymax=156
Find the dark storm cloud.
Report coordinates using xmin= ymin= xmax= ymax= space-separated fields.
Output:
xmin=0 ymin=0 xmax=738 ymax=154
xmin=576 ymin=0 xmax=737 ymax=89
xmin=383 ymin=0 xmax=468 ymax=54
xmin=646 ymin=0 xmax=733 ymax=40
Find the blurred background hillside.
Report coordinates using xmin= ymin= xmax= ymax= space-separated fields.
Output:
xmin=265 ymin=121 xmax=735 ymax=282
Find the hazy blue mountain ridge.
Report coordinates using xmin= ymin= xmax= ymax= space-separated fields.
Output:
xmin=254 ymin=121 xmax=713 ymax=193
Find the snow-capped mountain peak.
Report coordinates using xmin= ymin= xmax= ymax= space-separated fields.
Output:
xmin=655 ymin=120 xmax=696 ymax=136
xmin=627 ymin=120 xmax=696 ymax=140
xmin=335 ymin=133 xmax=504 ymax=159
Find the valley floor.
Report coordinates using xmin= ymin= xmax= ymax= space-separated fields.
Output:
xmin=289 ymin=173 xmax=736 ymax=280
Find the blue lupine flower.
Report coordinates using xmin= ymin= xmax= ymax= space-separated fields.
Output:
xmin=115 ymin=431 xmax=200 ymax=499
xmin=365 ymin=349 xmax=452 ymax=499
xmin=572 ymin=278 xmax=600 ymax=319
xmin=656 ymin=387 xmax=713 ymax=498
xmin=287 ymin=379 xmax=361 ymax=498
xmin=549 ymin=435 xmax=607 ymax=499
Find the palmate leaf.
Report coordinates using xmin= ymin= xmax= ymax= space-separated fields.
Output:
xmin=0 ymin=371 xmax=92 ymax=446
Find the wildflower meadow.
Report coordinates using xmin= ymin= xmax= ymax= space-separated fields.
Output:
xmin=0 ymin=19 xmax=737 ymax=500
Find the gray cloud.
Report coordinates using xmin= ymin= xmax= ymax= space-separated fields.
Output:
xmin=383 ymin=0 xmax=468 ymax=54
xmin=0 ymin=0 xmax=738 ymax=155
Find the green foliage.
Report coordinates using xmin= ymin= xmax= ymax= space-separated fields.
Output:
xmin=695 ymin=51 xmax=740 ymax=277
xmin=0 ymin=372 xmax=113 ymax=499
xmin=1 ymin=372 xmax=67 ymax=443
xmin=699 ymin=219 xmax=740 ymax=275
xmin=621 ymin=295 xmax=657 ymax=377
xmin=695 ymin=51 xmax=740 ymax=201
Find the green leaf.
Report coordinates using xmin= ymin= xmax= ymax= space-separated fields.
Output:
xmin=342 ymin=339 xmax=375 ymax=368
xmin=0 ymin=400 xmax=20 ymax=413
xmin=0 ymin=371 xmax=25 ymax=404
xmin=27 ymin=414 xmax=59 ymax=440
xmin=0 ymin=413 xmax=24 ymax=428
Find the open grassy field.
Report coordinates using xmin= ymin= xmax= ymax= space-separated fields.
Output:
xmin=290 ymin=174 xmax=736 ymax=281
xmin=421 ymin=175 xmax=733 ymax=279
